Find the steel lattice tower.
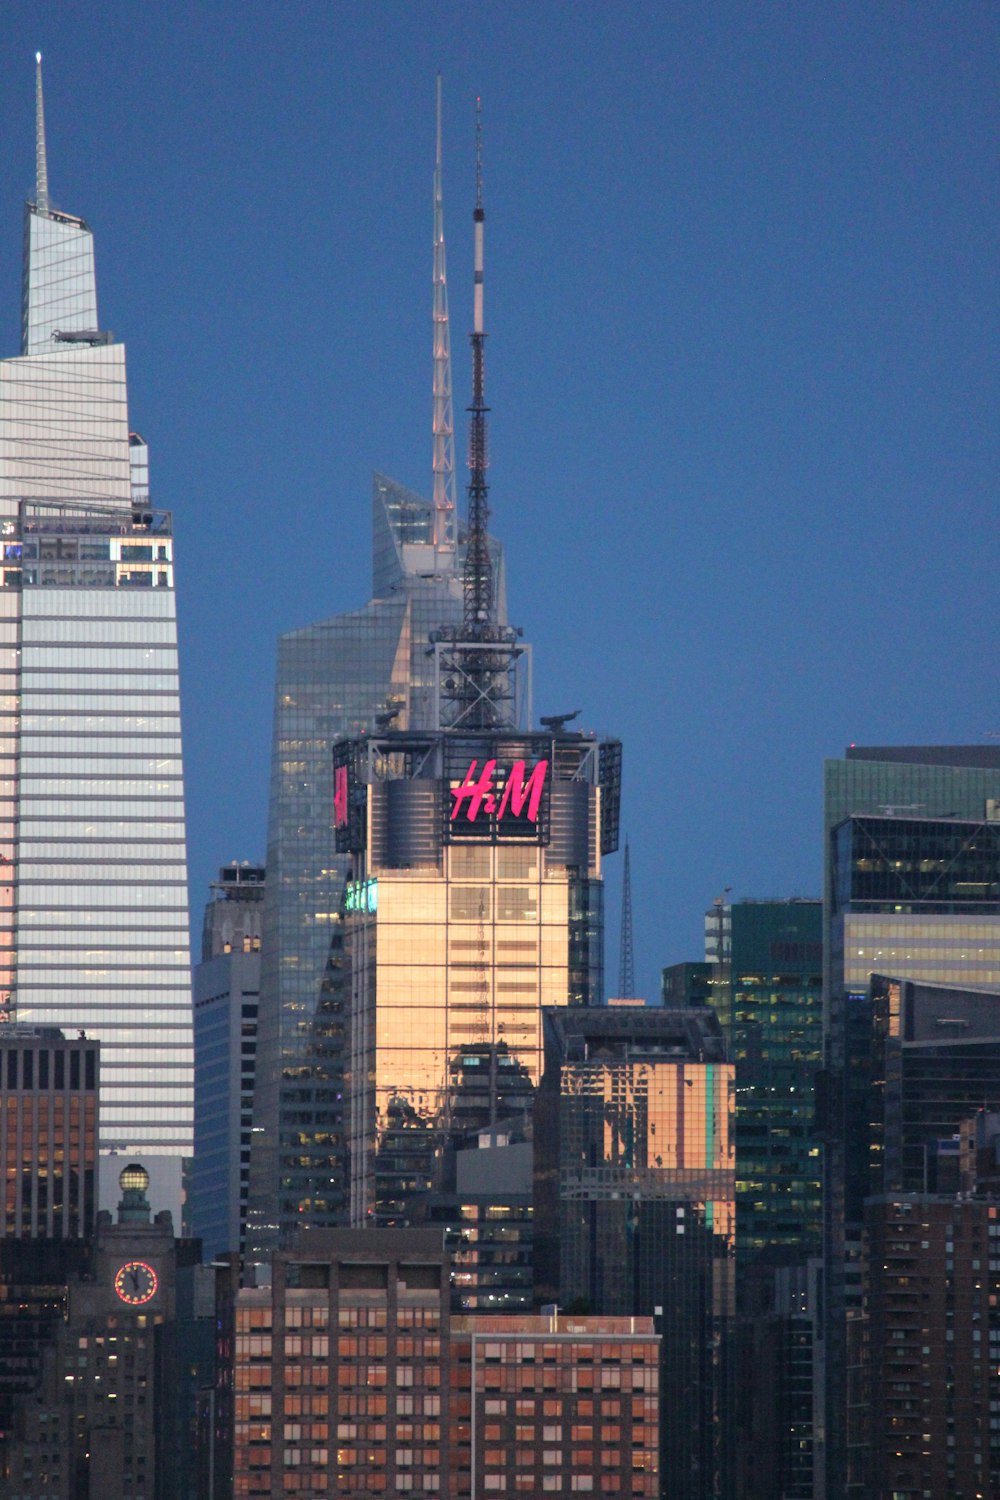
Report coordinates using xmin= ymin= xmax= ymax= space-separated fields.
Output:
xmin=618 ymin=840 xmax=635 ymax=999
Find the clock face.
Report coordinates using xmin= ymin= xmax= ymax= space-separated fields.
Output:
xmin=114 ymin=1260 xmax=158 ymax=1305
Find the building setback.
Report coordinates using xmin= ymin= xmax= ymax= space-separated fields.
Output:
xmin=0 ymin=59 xmax=193 ymax=1224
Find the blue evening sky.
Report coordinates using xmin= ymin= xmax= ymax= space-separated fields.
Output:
xmin=1 ymin=3 xmax=997 ymax=999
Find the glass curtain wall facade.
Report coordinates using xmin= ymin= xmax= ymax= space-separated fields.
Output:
xmin=535 ymin=1006 xmax=735 ymax=1500
xmin=821 ymin=747 xmax=1000 ymax=1497
xmin=247 ymin=478 xmax=507 ymax=1255
xmin=0 ymin=113 xmax=193 ymax=1221
xmin=334 ymin=726 xmax=616 ymax=1229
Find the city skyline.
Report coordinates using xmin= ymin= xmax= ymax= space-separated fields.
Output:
xmin=0 ymin=6 xmax=995 ymax=999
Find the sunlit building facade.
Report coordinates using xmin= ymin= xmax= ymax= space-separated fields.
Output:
xmin=535 ymin=1005 xmax=736 ymax=1500
xmin=333 ymin=725 xmax=620 ymax=1228
xmin=246 ymin=477 xmax=507 ymax=1255
xmin=0 ymin=64 xmax=192 ymax=1221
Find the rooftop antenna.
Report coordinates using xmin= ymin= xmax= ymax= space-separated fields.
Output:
xmin=432 ymin=74 xmax=457 ymax=558
xmin=464 ymin=95 xmax=492 ymax=631
xmin=430 ymin=95 xmax=526 ymax=730
xmin=34 ymin=52 xmax=50 ymax=213
xmin=618 ymin=840 xmax=636 ymax=1000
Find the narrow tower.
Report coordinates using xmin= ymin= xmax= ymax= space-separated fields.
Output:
xmin=34 ymin=53 xmax=50 ymax=213
xmin=617 ymin=840 xmax=636 ymax=1000
xmin=432 ymin=98 xmax=528 ymax=730
xmin=431 ymin=74 xmax=456 ymax=562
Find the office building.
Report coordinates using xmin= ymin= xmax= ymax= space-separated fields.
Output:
xmin=192 ymin=864 xmax=265 ymax=1261
xmin=704 ymin=899 xmax=824 ymax=1264
xmin=418 ymin=1123 xmax=535 ymax=1313
xmin=535 ymin=1005 xmax=734 ymax=1500
xmin=822 ymin=745 xmax=1000 ymax=1496
xmin=868 ymin=973 xmax=1000 ymax=1197
xmin=0 ymin=1026 xmax=98 ymax=1240
xmin=689 ymin=899 xmax=823 ymax=1500
xmin=230 ymin=1228 xmax=659 ymax=1498
xmin=246 ymin=87 xmax=509 ymax=1257
xmin=335 ymin=721 xmax=620 ymax=1229
xmin=0 ymin=59 xmax=193 ymax=1222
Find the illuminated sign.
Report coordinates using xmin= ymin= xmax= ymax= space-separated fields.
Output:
xmin=345 ymin=878 xmax=378 ymax=914
xmin=333 ymin=764 xmax=349 ymax=828
xmin=450 ymin=758 xmax=548 ymax=824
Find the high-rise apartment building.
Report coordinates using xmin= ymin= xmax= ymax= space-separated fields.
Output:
xmin=0 ymin=59 xmax=193 ymax=1222
xmin=229 ymin=1228 xmax=659 ymax=1498
xmin=192 ymin=864 xmax=265 ymax=1260
xmin=864 ymin=1187 xmax=1000 ymax=1499
xmin=535 ymin=1005 xmax=735 ymax=1500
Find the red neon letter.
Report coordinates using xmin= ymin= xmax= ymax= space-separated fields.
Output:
xmin=496 ymin=759 xmax=548 ymax=822
xmin=450 ymin=760 xmax=498 ymax=821
xmin=333 ymin=765 xmax=349 ymax=828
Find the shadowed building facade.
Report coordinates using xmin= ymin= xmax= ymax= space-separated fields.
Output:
xmin=535 ymin=1005 xmax=735 ymax=1500
xmin=821 ymin=745 xmax=1000 ymax=1497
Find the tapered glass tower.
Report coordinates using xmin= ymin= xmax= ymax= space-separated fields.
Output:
xmin=0 ymin=59 xmax=193 ymax=1221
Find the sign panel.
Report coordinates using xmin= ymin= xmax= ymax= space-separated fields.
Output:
xmin=449 ymin=757 xmax=549 ymax=841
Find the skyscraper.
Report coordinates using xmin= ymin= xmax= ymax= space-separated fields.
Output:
xmin=192 ymin=863 xmax=265 ymax=1260
xmin=246 ymin=87 xmax=509 ymax=1256
xmin=534 ymin=1005 xmax=735 ymax=1500
xmin=0 ymin=59 xmax=193 ymax=1221
xmin=821 ymin=745 xmax=1000 ymax=1496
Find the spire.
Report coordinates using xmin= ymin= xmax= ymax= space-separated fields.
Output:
xmin=432 ymin=74 xmax=457 ymax=557
xmin=618 ymin=840 xmax=636 ymax=1000
xmin=464 ymin=95 xmax=492 ymax=633
xmin=34 ymin=52 xmax=50 ymax=213
xmin=430 ymin=93 xmax=526 ymax=732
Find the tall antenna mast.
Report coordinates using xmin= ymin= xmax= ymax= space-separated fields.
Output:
xmin=618 ymin=840 xmax=636 ymax=999
xmin=34 ymin=52 xmax=50 ymax=213
xmin=432 ymin=74 xmax=456 ymax=558
xmin=430 ymin=95 xmax=528 ymax=731
xmin=464 ymin=96 xmax=492 ymax=631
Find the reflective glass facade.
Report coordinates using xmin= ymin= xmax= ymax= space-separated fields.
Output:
xmin=337 ymin=727 xmax=614 ymax=1229
xmin=821 ymin=749 xmax=1000 ymax=1496
xmin=0 ymin=165 xmax=193 ymax=1216
xmin=704 ymin=900 xmax=823 ymax=1263
xmin=247 ymin=479 xmax=507 ymax=1254
xmin=536 ymin=1007 xmax=735 ymax=1500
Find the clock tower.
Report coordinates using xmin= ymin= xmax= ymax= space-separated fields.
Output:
xmin=88 ymin=1161 xmax=176 ymax=1324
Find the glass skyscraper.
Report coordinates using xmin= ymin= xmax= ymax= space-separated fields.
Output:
xmin=821 ymin=744 xmax=1000 ymax=1496
xmin=246 ymin=477 xmax=507 ymax=1254
xmin=0 ymin=61 xmax=193 ymax=1221
xmin=535 ymin=1005 xmax=736 ymax=1500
